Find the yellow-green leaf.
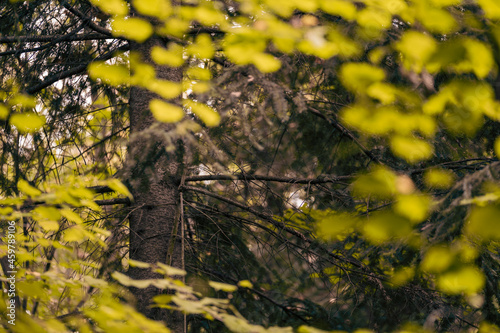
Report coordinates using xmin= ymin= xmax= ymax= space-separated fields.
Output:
xmin=209 ymin=281 xmax=238 ymax=292
xmin=112 ymin=17 xmax=153 ymax=43
xmin=465 ymin=205 xmax=500 ymax=240
xmin=437 ymin=266 xmax=485 ymax=295
xmin=132 ymin=0 xmax=171 ymax=19
xmin=88 ymin=62 xmax=129 ymax=86
xmin=107 ymin=179 xmax=133 ymax=200
xmin=18 ymin=179 xmax=42 ymax=197
xmin=252 ymin=53 xmax=281 ymax=73
xmin=352 ymin=167 xmax=397 ymax=199
xmin=150 ymin=99 xmax=185 ymax=123
xmin=340 ymin=62 xmax=386 ymax=92
xmin=10 ymin=113 xmax=45 ymax=133
xmin=390 ymin=136 xmax=433 ymax=163
xmin=89 ymin=0 xmax=128 ymax=16
xmin=151 ymin=44 xmax=185 ymax=67
xmin=184 ymin=100 xmax=221 ymax=127
xmin=0 ymin=104 xmax=9 ymax=120
xmin=424 ymin=168 xmax=455 ymax=189
xmin=421 ymin=246 xmax=454 ymax=273
xmin=394 ymin=194 xmax=431 ymax=223
xmin=238 ymin=280 xmax=253 ymax=288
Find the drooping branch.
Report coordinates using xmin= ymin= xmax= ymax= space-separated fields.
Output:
xmin=0 ymin=33 xmax=120 ymax=44
xmin=26 ymin=44 xmax=129 ymax=94
xmin=307 ymin=106 xmax=382 ymax=165
xmin=184 ymin=173 xmax=353 ymax=184
xmin=59 ymin=0 xmax=113 ymax=37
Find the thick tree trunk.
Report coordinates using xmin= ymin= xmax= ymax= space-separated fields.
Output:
xmin=126 ymin=36 xmax=184 ymax=332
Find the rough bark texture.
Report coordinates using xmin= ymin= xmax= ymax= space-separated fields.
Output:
xmin=126 ymin=36 xmax=184 ymax=332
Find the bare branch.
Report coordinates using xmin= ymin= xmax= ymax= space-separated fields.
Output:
xmin=59 ymin=0 xmax=113 ymax=37
xmin=184 ymin=173 xmax=353 ymax=184
xmin=0 ymin=33 xmax=120 ymax=44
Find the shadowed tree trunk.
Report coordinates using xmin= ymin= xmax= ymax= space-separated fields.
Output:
xmin=126 ymin=35 xmax=184 ymax=332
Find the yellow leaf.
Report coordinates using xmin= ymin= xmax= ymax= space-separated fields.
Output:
xmin=352 ymin=167 xmax=397 ymax=199
xmin=320 ymin=0 xmax=356 ymax=20
xmin=437 ymin=266 xmax=485 ymax=295
xmin=64 ymin=226 xmax=86 ymax=242
xmin=148 ymin=80 xmax=182 ymax=100
xmin=38 ymin=220 xmax=59 ymax=232
xmin=495 ymin=137 xmax=500 ymax=159
xmin=89 ymin=0 xmax=128 ymax=16
xmin=88 ymin=62 xmax=129 ymax=86
xmin=184 ymin=100 xmax=221 ymax=127
xmin=424 ymin=168 xmax=455 ymax=189
xmin=0 ymin=104 xmax=8 ymax=120
xmin=107 ymin=179 xmax=133 ymax=200
xmin=187 ymin=34 xmax=215 ymax=59
xmin=362 ymin=212 xmax=412 ymax=244
xmin=10 ymin=113 xmax=45 ymax=133
xmin=60 ymin=208 xmax=83 ymax=224
xmin=112 ymin=17 xmax=153 ymax=43
xmin=394 ymin=194 xmax=431 ymax=223
xmin=150 ymin=100 xmax=184 ymax=123
xmin=465 ymin=205 xmax=500 ymax=240
xmin=33 ymin=206 xmax=61 ymax=221
xmin=396 ymin=31 xmax=436 ymax=73
xmin=390 ymin=266 xmax=415 ymax=287
xmin=132 ymin=0 xmax=171 ymax=19
xmin=421 ymin=246 xmax=454 ymax=273
xmin=238 ymin=280 xmax=253 ymax=288
xmin=151 ymin=44 xmax=185 ymax=67
xmin=477 ymin=0 xmax=500 ymax=20
xmin=252 ymin=53 xmax=281 ymax=73
xmin=340 ymin=62 xmax=386 ymax=92
xmin=390 ymin=136 xmax=433 ymax=163
xmin=209 ymin=281 xmax=238 ymax=292
xmin=18 ymin=179 xmax=42 ymax=197
xmin=316 ymin=212 xmax=357 ymax=240
xmin=128 ymin=259 xmax=151 ymax=268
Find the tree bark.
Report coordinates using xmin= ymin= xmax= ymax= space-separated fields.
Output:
xmin=126 ymin=36 xmax=184 ymax=332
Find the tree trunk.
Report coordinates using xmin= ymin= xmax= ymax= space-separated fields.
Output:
xmin=126 ymin=36 xmax=184 ymax=332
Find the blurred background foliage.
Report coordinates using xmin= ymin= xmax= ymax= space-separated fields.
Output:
xmin=0 ymin=0 xmax=500 ymax=332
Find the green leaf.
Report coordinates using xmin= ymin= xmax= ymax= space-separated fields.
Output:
xmin=208 ymin=281 xmax=238 ymax=292
xmin=18 ymin=179 xmax=42 ymax=197
xmin=150 ymin=100 xmax=185 ymax=123
xmin=112 ymin=17 xmax=153 ymax=43
xmin=10 ymin=112 xmax=45 ymax=133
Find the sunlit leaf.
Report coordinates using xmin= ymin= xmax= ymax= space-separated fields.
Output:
xmin=18 ymin=179 xmax=42 ymax=197
xmin=0 ymin=104 xmax=8 ymax=120
xmin=132 ymin=0 xmax=171 ymax=19
xmin=362 ymin=212 xmax=412 ymax=244
xmin=151 ymin=44 xmax=185 ymax=67
xmin=252 ymin=53 xmax=282 ymax=73
xmin=477 ymin=0 xmax=500 ymax=20
xmin=396 ymin=31 xmax=436 ymax=72
xmin=421 ymin=246 xmax=454 ymax=273
xmin=437 ymin=266 xmax=485 ymax=295
xmin=238 ymin=280 xmax=253 ymax=288
xmin=183 ymin=100 xmax=221 ymax=127
xmin=320 ymin=0 xmax=356 ymax=20
xmin=88 ymin=62 xmax=129 ymax=86
xmin=465 ymin=205 xmax=500 ymax=240
xmin=10 ymin=112 xmax=45 ymax=133
xmin=390 ymin=136 xmax=433 ymax=163
xmin=424 ymin=168 xmax=455 ymax=189
xmin=107 ymin=179 xmax=133 ymax=200
xmin=316 ymin=212 xmax=358 ymax=240
xmin=112 ymin=17 xmax=153 ymax=43
xmin=89 ymin=0 xmax=128 ymax=16
xmin=353 ymin=167 xmax=397 ymax=199
xmin=340 ymin=62 xmax=386 ymax=92
xmin=209 ymin=281 xmax=238 ymax=292
xmin=394 ymin=194 xmax=431 ymax=223
xmin=150 ymin=99 xmax=184 ymax=123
